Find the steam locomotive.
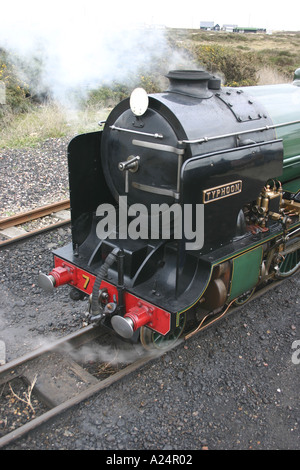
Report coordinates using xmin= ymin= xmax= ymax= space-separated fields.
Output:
xmin=39 ymin=69 xmax=300 ymax=349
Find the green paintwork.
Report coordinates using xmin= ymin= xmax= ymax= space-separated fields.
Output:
xmin=228 ymin=246 xmax=263 ymax=301
xmin=282 ymin=177 xmax=300 ymax=194
xmin=294 ymin=68 xmax=300 ymax=81
xmin=244 ymin=83 xmax=300 ymax=183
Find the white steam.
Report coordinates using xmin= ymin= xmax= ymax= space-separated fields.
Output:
xmin=0 ymin=1 xmax=196 ymax=107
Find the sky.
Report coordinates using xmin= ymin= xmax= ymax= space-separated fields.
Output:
xmin=1 ymin=0 xmax=299 ymax=33
xmin=0 ymin=0 xmax=300 ymax=37
xmin=145 ymin=0 xmax=299 ymax=31
xmin=0 ymin=0 xmax=299 ymax=106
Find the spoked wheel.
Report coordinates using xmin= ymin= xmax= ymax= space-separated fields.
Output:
xmin=277 ymin=248 xmax=300 ymax=278
xmin=140 ymin=312 xmax=186 ymax=350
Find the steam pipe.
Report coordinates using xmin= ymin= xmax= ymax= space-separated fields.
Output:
xmin=90 ymin=248 xmax=119 ymax=316
xmin=117 ymin=249 xmax=125 ymax=316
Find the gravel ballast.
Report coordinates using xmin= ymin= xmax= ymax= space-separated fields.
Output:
xmin=0 ymin=138 xmax=299 ymax=451
xmin=0 ymin=137 xmax=70 ymax=217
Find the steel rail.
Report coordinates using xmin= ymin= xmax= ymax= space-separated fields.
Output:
xmin=0 ymin=324 xmax=161 ymax=449
xmin=0 ymin=324 xmax=100 ymax=381
xmin=0 ymin=199 xmax=70 ymax=230
xmin=0 ymin=351 xmax=161 ymax=449
xmin=0 ymin=276 xmax=295 ymax=449
xmin=0 ymin=199 xmax=71 ymax=248
xmin=0 ymin=219 xmax=70 ymax=248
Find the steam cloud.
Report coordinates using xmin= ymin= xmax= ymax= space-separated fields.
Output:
xmin=0 ymin=2 xmax=195 ymax=107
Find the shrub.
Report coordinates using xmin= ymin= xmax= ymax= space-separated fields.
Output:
xmin=256 ymin=48 xmax=299 ymax=78
xmin=85 ymin=72 xmax=163 ymax=108
xmin=181 ymin=44 xmax=258 ymax=86
xmin=0 ymin=49 xmax=32 ymax=119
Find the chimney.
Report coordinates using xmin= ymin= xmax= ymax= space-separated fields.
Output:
xmin=166 ymin=70 xmax=221 ymax=99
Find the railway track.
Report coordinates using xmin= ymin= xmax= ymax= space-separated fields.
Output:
xmin=0 ymin=277 xmax=288 ymax=449
xmin=0 ymin=324 xmax=163 ymax=449
xmin=0 ymin=200 xmax=71 ymax=248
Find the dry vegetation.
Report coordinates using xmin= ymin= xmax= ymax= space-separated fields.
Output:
xmin=0 ymin=29 xmax=299 ymax=148
xmin=169 ymin=29 xmax=300 ymax=84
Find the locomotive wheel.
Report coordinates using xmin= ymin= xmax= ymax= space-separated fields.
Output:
xmin=140 ymin=312 xmax=186 ymax=350
xmin=277 ymin=248 xmax=300 ymax=278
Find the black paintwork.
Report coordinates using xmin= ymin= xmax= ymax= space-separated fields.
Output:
xmin=56 ymin=71 xmax=286 ymax=315
xmin=67 ymin=132 xmax=115 ymax=250
xmin=182 ymin=139 xmax=283 ymax=251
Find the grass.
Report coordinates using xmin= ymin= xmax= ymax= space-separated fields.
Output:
xmin=171 ymin=29 xmax=300 ymax=78
xmin=0 ymin=104 xmax=110 ymax=148
xmin=256 ymin=65 xmax=290 ymax=85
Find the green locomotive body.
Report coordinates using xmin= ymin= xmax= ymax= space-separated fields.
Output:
xmin=245 ymin=81 xmax=300 ymax=183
